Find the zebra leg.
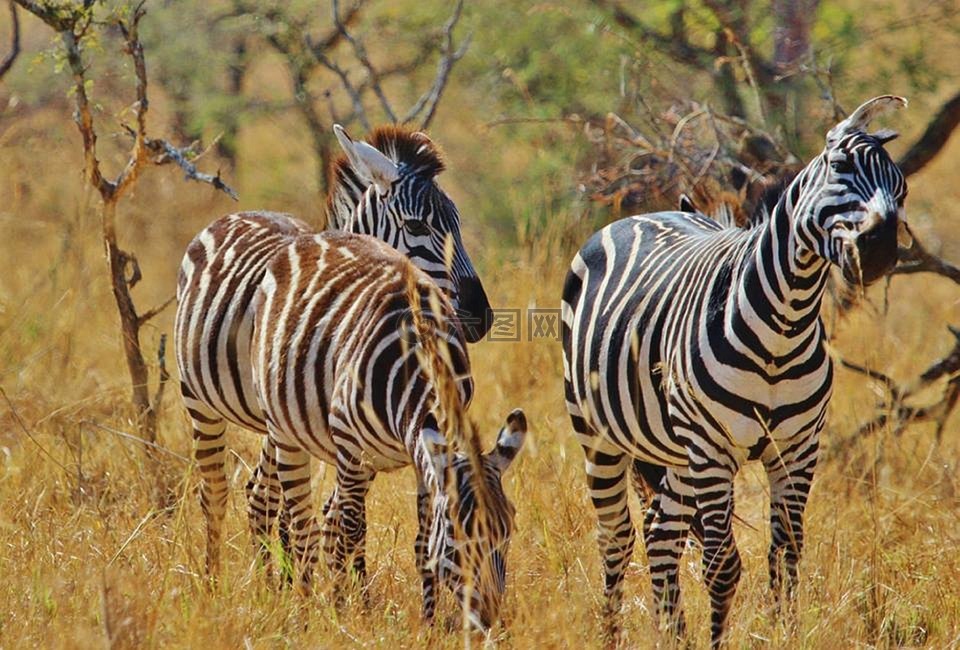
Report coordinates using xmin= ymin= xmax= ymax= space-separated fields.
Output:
xmin=690 ymin=455 xmax=741 ymax=648
xmin=183 ymin=388 xmax=228 ymax=578
xmin=582 ymin=446 xmax=635 ymax=640
xmin=640 ymin=466 xmax=697 ymax=640
xmin=274 ymin=435 xmax=320 ymax=593
xmin=334 ymin=454 xmax=373 ymax=597
xmin=415 ymin=480 xmax=437 ymax=623
xmin=321 ymin=485 xmax=341 ymax=578
xmin=763 ymin=435 xmax=818 ymax=613
xmin=245 ymin=434 xmax=284 ymax=577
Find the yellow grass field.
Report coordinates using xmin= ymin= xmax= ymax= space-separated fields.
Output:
xmin=3 ymin=3 xmax=960 ymax=648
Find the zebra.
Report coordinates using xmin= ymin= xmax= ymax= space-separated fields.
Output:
xmin=174 ymin=125 xmax=493 ymax=580
xmin=249 ymin=231 xmax=526 ymax=630
xmin=560 ymin=96 xmax=908 ymax=646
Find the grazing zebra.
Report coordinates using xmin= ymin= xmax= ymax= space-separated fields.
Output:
xmin=174 ymin=125 xmax=492 ymax=578
xmin=250 ymin=231 xmax=526 ymax=630
xmin=560 ymin=96 xmax=908 ymax=646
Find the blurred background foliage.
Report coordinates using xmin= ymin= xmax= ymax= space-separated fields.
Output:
xmin=5 ymin=0 xmax=957 ymax=248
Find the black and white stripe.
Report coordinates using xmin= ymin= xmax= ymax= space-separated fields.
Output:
xmin=561 ymin=96 xmax=908 ymax=646
xmin=249 ymin=232 xmax=526 ymax=629
xmin=175 ymin=125 xmax=493 ymax=580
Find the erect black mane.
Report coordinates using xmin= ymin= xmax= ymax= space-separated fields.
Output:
xmin=368 ymin=125 xmax=446 ymax=177
xmin=748 ymin=171 xmax=797 ymax=226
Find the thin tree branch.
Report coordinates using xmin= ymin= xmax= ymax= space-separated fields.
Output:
xmin=81 ymin=419 xmax=189 ymax=464
xmin=307 ymin=33 xmax=370 ymax=130
xmin=402 ymin=0 xmax=470 ymax=128
xmin=138 ymin=295 xmax=175 ymax=327
xmin=0 ymin=1 xmax=21 ymax=80
xmin=143 ymin=136 xmax=239 ymax=200
xmin=588 ymin=0 xmax=716 ymax=67
xmin=331 ymin=0 xmax=395 ymax=121
xmin=150 ymin=333 xmax=169 ymax=415
xmin=1 ymin=385 xmax=71 ymax=474
xmin=893 ymin=224 xmax=960 ymax=285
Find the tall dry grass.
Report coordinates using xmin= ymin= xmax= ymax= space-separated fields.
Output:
xmin=3 ymin=47 xmax=960 ymax=650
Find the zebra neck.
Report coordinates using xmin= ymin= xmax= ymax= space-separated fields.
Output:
xmin=731 ymin=187 xmax=830 ymax=360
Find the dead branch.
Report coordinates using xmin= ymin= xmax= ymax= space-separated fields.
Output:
xmin=0 ymin=385 xmax=71 ymax=474
xmin=0 ymin=1 xmax=20 ymax=80
xmin=331 ymin=0 xmax=395 ymax=122
xmin=138 ymin=295 xmax=175 ymax=327
xmin=588 ymin=0 xmax=715 ymax=68
xmin=81 ymin=419 xmax=189 ymax=464
xmin=402 ymin=0 xmax=470 ymax=129
xmin=144 ymin=137 xmax=239 ymax=200
xmin=897 ymin=89 xmax=960 ymax=177
xmin=151 ymin=333 xmax=169 ymax=422
xmin=837 ymin=326 xmax=960 ymax=448
xmin=893 ymin=224 xmax=960 ymax=285
xmin=16 ymin=1 xmax=235 ymax=450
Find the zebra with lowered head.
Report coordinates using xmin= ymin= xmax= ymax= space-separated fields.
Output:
xmin=174 ymin=125 xmax=492 ymax=580
xmin=561 ymin=96 xmax=909 ymax=646
xmin=250 ymin=230 xmax=526 ymax=630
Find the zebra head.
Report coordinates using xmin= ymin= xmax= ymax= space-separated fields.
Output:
xmin=423 ymin=409 xmax=527 ymax=631
xmin=796 ymin=95 xmax=908 ymax=285
xmin=331 ymin=125 xmax=493 ymax=342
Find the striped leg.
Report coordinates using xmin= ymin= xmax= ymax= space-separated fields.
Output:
xmin=690 ymin=453 xmax=741 ymax=648
xmin=582 ymin=445 xmax=635 ymax=639
xmin=274 ymin=435 xmax=320 ymax=593
xmin=183 ymin=386 xmax=228 ymax=577
xmin=641 ymin=467 xmax=697 ymax=639
xmin=321 ymin=486 xmax=341 ymax=576
xmin=245 ymin=435 xmax=291 ymax=580
xmin=331 ymin=454 xmax=373 ymax=594
xmin=415 ymin=481 xmax=438 ymax=623
xmin=763 ymin=435 xmax=818 ymax=610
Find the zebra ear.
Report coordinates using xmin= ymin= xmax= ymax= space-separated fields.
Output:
xmin=487 ymin=409 xmax=527 ymax=473
xmin=422 ymin=427 xmax=451 ymax=487
xmin=872 ymin=128 xmax=899 ymax=145
xmin=333 ymin=124 xmax=400 ymax=193
xmin=826 ymin=96 xmax=907 ymax=146
xmin=678 ymin=194 xmax=697 ymax=213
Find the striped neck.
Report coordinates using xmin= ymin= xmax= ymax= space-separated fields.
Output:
xmin=731 ymin=168 xmax=830 ymax=362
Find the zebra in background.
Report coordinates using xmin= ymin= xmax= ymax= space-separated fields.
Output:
xmin=250 ymin=231 xmax=526 ymax=629
xmin=561 ymin=96 xmax=908 ymax=646
xmin=174 ymin=125 xmax=492 ymax=578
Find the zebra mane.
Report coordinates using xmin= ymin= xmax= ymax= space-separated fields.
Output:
xmin=325 ymin=126 xmax=446 ymax=229
xmin=686 ymin=171 xmax=798 ymax=230
xmin=367 ymin=126 xmax=446 ymax=177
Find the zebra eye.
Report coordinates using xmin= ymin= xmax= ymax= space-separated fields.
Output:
xmin=830 ymin=161 xmax=844 ymax=173
xmin=405 ymin=220 xmax=431 ymax=236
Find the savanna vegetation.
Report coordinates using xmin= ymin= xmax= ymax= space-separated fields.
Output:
xmin=2 ymin=0 xmax=960 ymax=647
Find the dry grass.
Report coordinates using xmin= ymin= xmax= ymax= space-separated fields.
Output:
xmin=4 ymin=44 xmax=960 ymax=650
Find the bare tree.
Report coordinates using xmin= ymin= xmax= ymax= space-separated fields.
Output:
xmin=249 ymin=0 xmax=470 ymax=194
xmin=13 ymin=1 xmax=236 ymax=452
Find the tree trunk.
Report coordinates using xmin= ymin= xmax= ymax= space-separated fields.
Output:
xmin=101 ymin=200 xmax=158 ymax=445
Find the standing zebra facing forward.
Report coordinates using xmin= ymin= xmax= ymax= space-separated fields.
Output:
xmin=250 ymin=231 xmax=526 ymax=630
xmin=175 ymin=125 xmax=492 ymax=579
xmin=561 ymin=96 xmax=909 ymax=646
